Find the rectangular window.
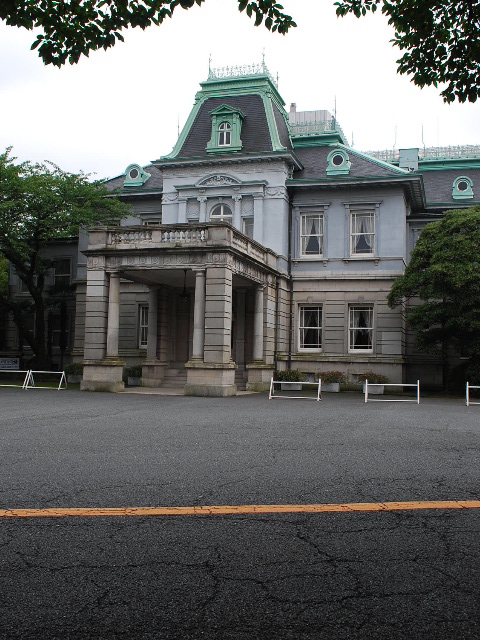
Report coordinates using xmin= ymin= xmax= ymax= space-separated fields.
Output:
xmin=299 ymin=306 xmax=322 ymax=350
xmin=54 ymin=258 xmax=72 ymax=288
xmin=300 ymin=213 xmax=323 ymax=256
xmin=242 ymin=218 xmax=254 ymax=239
xmin=50 ymin=313 xmax=70 ymax=350
xmin=351 ymin=210 xmax=374 ymax=255
xmin=139 ymin=305 xmax=148 ymax=348
xmin=349 ymin=306 xmax=373 ymax=352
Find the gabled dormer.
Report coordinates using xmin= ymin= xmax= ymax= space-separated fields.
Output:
xmin=206 ymin=104 xmax=245 ymax=154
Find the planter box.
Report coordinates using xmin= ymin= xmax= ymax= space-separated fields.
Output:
xmin=321 ymin=382 xmax=340 ymax=393
xmin=281 ymin=383 xmax=302 ymax=391
xmin=363 ymin=383 xmax=384 ymax=395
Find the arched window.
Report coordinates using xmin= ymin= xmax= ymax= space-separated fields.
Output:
xmin=218 ymin=122 xmax=231 ymax=146
xmin=210 ymin=204 xmax=233 ymax=223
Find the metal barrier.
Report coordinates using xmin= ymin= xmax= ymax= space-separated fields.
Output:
xmin=365 ymin=380 xmax=420 ymax=404
xmin=0 ymin=369 xmax=31 ymax=389
xmin=466 ymin=382 xmax=480 ymax=406
xmin=24 ymin=370 xmax=67 ymax=391
xmin=269 ymin=378 xmax=322 ymax=401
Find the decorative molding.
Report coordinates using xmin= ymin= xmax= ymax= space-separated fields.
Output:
xmin=198 ymin=175 xmax=240 ymax=187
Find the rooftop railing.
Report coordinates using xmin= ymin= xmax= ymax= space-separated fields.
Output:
xmin=365 ymin=145 xmax=480 ymax=163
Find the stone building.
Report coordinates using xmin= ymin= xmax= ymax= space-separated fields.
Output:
xmin=4 ymin=64 xmax=480 ymax=394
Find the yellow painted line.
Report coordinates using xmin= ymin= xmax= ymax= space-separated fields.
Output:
xmin=0 ymin=501 xmax=480 ymax=518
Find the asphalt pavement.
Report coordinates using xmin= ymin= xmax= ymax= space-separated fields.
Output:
xmin=0 ymin=388 xmax=479 ymax=639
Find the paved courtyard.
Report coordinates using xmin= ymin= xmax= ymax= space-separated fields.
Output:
xmin=0 ymin=388 xmax=479 ymax=639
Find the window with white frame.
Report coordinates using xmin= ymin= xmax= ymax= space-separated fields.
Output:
xmin=210 ymin=203 xmax=232 ymax=223
xmin=349 ymin=306 xmax=373 ymax=352
xmin=138 ymin=305 xmax=148 ymax=348
xmin=351 ymin=210 xmax=374 ymax=255
xmin=300 ymin=213 xmax=323 ymax=256
xmin=218 ymin=122 xmax=231 ymax=146
xmin=299 ymin=305 xmax=322 ymax=350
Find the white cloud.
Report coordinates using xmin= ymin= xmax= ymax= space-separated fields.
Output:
xmin=1 ymin=0 xmax=479 ymax=177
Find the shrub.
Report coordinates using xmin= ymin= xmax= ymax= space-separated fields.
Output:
xmin=466 ymin=360 xmax=480 ymax=385
xmin=358 ymin=370 xmax=389 ymax=384
xmin=122 ymin=365 xmax=143 ymax=382
xmin=64 ymin=362 xmax=84 ymax=375
xmin=275 ymin=369 xmax=307 ymax=382
xmin=315 ymin=370 xmax=346 ymax=384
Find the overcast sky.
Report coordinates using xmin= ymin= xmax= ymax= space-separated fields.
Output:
xmin=1 ymin=0 xmax=479 ymax=180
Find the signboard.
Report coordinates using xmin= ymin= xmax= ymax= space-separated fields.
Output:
xmin=0 ymin=358 xmax=20 ymax=370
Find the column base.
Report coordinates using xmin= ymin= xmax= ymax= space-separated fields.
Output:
xmin=246 ymin=363 xmax=274 ymax=392
xmin=185 ymin=360 xmax=237 ymax=397
xmin=141 ymin=360 xmax=168 ymax=387
xmin=80 ymin=359 xmax=125 ymax=392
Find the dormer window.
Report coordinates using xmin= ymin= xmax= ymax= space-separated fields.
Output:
xmin=326 ymin=148 xmax=351 ymax=176
xmin=206 ymin=104 xmax=244 ymax=154
xmin=218 ymin=122 xmax=231 ymax=146
xmin=123 ymin=163 xmax=151 ymax=187
xmin=452 ymin=176 xmax=474 ymax=200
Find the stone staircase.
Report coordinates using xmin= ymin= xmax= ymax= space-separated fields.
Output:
xmin=161 ymin=368 xmax=187 ymax=389
xmin=235 ymin=367 xmax=247 ymax=391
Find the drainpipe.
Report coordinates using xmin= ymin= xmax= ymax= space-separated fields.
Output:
xmin=274 ymin=277 xmax=279 ymax=378
xmin=287 ymin=200 xmax=293 ymax=370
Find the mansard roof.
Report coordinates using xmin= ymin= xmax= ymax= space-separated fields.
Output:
xmin=292 ymin=145 xmax=410 ymax=181
xmin=155 ymin=66 xmax=292 ymax=165
xmin=103 ymin=165 xmax=163 ymax=195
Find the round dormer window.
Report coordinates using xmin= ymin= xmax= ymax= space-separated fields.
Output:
xmin=332 ymin=153 xmax=344 ymax=167
xmin=457 ymin=180 xmax=469 ymax=192
xmin=129 ymin=168 xmax=139 ymax=179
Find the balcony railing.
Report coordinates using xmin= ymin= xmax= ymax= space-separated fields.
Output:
xmin=88 ymin=224 xmax=275 ymax=267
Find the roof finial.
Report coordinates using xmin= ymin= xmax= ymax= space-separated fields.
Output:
xmin=262 ymin=48 xmax=266 ymax=71
xmin=208 ymin=53 xmax=212 ymax=76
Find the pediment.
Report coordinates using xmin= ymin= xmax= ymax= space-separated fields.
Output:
xmin=209 ymin=104 xmax=245 ymax=119
xmin=197 ymin=174 xmax=242 ymax=187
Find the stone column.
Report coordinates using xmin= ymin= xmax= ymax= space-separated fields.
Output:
xmin=146 ymin=287 xmax=158 ymax=360
xmin=198 ymin=196 xmax=207 ymax=223
xmin=253 ymin=195 xmax=264 ymax=245
xmin=106 ymin=271 xmax=120 ymax=357
xmin=185 ymin=265 xmax=236 ymax=397
xmin=253 ymin=284 xmax=264 ymax=361
xmin=81 ymin=262 xmax=125 ymax=393
xmin=233 ymin=194 xmax=242 ymax=230
xmin=235 ymin=288 xmax=246 ymax=365
xmin=192 ymin=269 xmax=206 ymax=359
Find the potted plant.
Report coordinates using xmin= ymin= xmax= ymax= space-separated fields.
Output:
xmin=316 ymin=371 xmax=346 ymax=392
xmin=123 ymin=365 xmax=143 ymax=387
xmin=64 ymin=362 xmax=84 ymax=384
xmin=359 ymin=370 xmax=389 ymax=395
xmin=275 ymin=369 xmax=306 ymax=390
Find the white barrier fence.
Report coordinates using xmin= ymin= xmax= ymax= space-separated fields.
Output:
xmin=24 ymin=370 xmax=67 ymax=390
xmin=269 ymin=378 xmax=322 ymax=401
xmin=365 ymin=380 xmax=420 ymax=404
xmin=466 ymin=382 xmax=480 ymax=406
xmin=0 ymin=369 xmax=67 ymax=390
xmin=0 ymin=369 xmax=31 ymax=389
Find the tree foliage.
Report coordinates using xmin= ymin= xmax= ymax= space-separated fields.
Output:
xmin=335 ymin=0 xmax=480 ymax=103
xmin=2 ymin=1 xmax=479 ymax=102
xmin=0 ymin=147 xmax=130 ymax=366
xmin=387 ymin=207 xmax=480 ymax=362
xmin=0 ymin=0 xmax=295 ymax=67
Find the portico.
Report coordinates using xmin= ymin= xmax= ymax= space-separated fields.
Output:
xmin=80 ymin=223 xmax=286 ymax=395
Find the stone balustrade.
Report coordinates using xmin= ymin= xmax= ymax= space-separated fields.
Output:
xmin=87 ymin=224 xmax=277 ymax=267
